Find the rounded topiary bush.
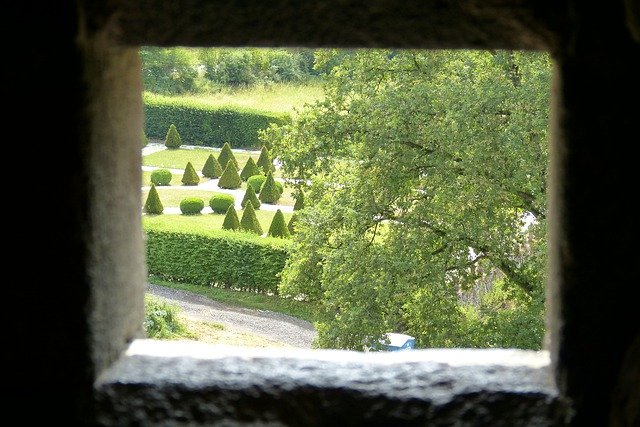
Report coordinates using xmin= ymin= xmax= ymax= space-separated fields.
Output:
xmin=181 ymin=161 xmax=200 ymax=186
xmin=268 ymin=209 xmax=290 ymax=239
xmin=209 ymin=193 xmax=236 ymax=214
xmin=150 ymin=168 xmax=172 ymax=186
xmin=247 ymin=175 xmax=267 ymax=194
xmin=144 ymin=184 xmax=163 ymax=215
xmin=164 ymin=123 xmax=182 ymax=149
xmin=179 ymin=197 xmax=204 ymax=215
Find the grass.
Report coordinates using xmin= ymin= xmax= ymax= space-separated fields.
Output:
xmin=165 ymin=81 xmax=324 ymax=114
xmin=143 ymin=209 xmax=294 ymax=235
xmin=142 ymin=184 xmax=295 ymax=208
xmin=149 ymin=278 xmax=318 ymax=323
xmin=178 ymin=317 xmax=293 ymax=348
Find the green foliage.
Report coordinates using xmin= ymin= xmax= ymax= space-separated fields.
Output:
xmin=258 ymin=171 xmax=280 ymax=203
xmin=181 ymin=161 xmax=200 ymax=186
xmin=287 ymin=212 xmax=298 ymax=235
xmin=140 ymin=47 xmax=201 ymax=95
xmin=241 ymin=185 xmax=261 ymax=210
xmin=209 ymin=193 xmax=236 ymax=214
xmin=247 ymin=174 xmax=267 ymax=194
xmin=256 ymin=145 xmax=274 ymax=174
xmin=144 ymin=184 xmax=164 ymax=214
xmin=217 ymin=142 xmax=238 ymax=170
xmin=240 ymin=201 xmax=263 ymax=235
xmin=202 ymin=154 xmax=223 ymax=178
xmin=145 ymin=229 xmax=290 ymax=293
xmin=179 ymin=197 xmax=204 ymax=215
xmin=144 ymin=294 xmax=193 ymax=339
xmin=240 ymin=157 xmax=262 ymax=181
xmin=142 ymin=129 xmax=148 ymax=147
xmin=293 ymin=189 xmax=305 ymax=211
xmin=217 ymin=160 xmax=243 ymax=189
xmin=164 ymin=123 xmax=182 ymax=149
xmin=222 ymin=205 xmax=241 ymax=230
xmin=268 ymin=209 xmax=290 ymax=239
xmin=264 ymin=49 xmax=551 ymax=350
xmin=150 ymin=168 xmax=172 ymax=186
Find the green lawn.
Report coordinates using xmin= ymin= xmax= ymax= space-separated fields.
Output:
xmin=142 ymin=184 xmax=295 ymax=207
xmin=143 ymin=208 xmax=293 ymax=233
xmin=142 ymin=170 xmax=213 ymax=187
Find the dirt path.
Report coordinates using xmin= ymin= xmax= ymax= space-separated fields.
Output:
xmin=146 ymin=283 xmax=317 ymax=348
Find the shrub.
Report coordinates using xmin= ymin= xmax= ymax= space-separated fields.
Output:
xmin=209 ymin=193 xmax=235 ymax=214
xmin=181 ymin=161 xmax=200 ymax=186
xmin=144 ymin=294 xmax=193 ymax=339
xmin=217 ymin=142 xmax=238 ymax=170
xmin=241 ymin=185 xmax=261 ymax=210
xmin=180 ymin=197 xmax=204 ymax=215
xmin=247 ymin=174 xmax=267 ymax=194
xmin=293 ymin=189 xmax=305 ymax=211
xmin=222 ymin=205 xmax=240 ymax=230
xmin=240 ymin=201 xmax=263 ymax=235
xmin=202 ymin=154 xmax=223 ymax=178
xmin=142 ymin=129 xmax=148 ymax=148
xmin=218 ymin=160 xmax=242 ymax=189
xmin=268 ymin=209 xmax=290 ymax=239
xmin=287 ymin=212 xmax=298 ymax=235
xmin=240 ymin=157 xmax=262 ymax=181
xmin=144 ymin=184 xmax=164 ymax=214
xmin=256 ymin=145 xmax=274 ymax=174
xmin=150 ymin=168 xmax=172 ymax=186
xmin=259 ymin=171 xmax=280 ymax=204
xmin=164 ymin=123 xmax=182 ymax=149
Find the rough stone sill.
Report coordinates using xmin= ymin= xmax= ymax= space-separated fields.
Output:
xmin=95 ymin=340 xmax=567 ymax=426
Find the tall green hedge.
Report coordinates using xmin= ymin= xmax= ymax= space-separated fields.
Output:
xmin=144 ymin=93 xmax=290 ymax=149
xmin=145 ymin=229 xmax=289 ymax=293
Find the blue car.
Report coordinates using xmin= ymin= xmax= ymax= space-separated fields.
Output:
xmin=370 ymin=333 xmax=416 ymax=352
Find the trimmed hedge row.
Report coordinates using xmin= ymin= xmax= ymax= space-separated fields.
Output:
xmin=144 ymin=93 xmax=290 ymax=149
xmin=145 ymin=230 xmax=290 ymax=294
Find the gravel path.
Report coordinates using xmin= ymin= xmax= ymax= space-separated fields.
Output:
xmin=147 ymin=283 xmax=317 ymax=348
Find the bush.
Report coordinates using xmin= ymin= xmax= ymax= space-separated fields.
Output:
xmin=293 ymin=190 xmax=305 ymax=211
xmin=259 ymin=171 xmax=280 ymax=203
xmin=287 ymin=212 xmax=298 ymax=234
xmin=144 ymin=184 xmax=164 ymax=214
xmin=218 ymin=161 xmax=242 ymax=189
xmin=202 ymin=154 xmax=223 ymax=178
xmin=144 ymin=294 xmax=193 ymax=339
xmin=180 ymin=197 xmax=205 ymax=215
xmin=150 ymin=168 xmax=172 ymax=186
xmin=209 ymin=193 xmax=235 ymax=214
xmin=217 ymin=142 xmax=238 ymax=170
xmin=181 ymin=161 xmax=200 ymax=186
xmin=164 ymin=123 xmax=182 ymax=149
xmin=142 ymin=129 xmax=148 ymax=148
xmin=222 ymin=205 xmax=240 ymax=230
xmin=256 ymin=145 xmax=274 ymax=174
xmin=240 ymin=201 xmax=263 ymax=235
xmin=241 ymin=185 xmax=261 ymax=210
xmin=247 ymin=174 xmax=267 ymax=194
xmin=268 ymin=209 xmax=290 ymax=239
xmin=240 ymin=157 xmax=262 ymax=181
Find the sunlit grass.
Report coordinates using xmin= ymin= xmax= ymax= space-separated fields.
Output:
xmin=143 ymin=147 xmax=260 ymax=170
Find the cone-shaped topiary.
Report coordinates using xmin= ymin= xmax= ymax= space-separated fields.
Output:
xmin=259 ymin=171 xmax=280 ymax=204
xmin=268 ymin=209 xmax=290 ymax=239
xmin=181 ymin=161 xmax=200 ymax=186
xmin=247 ymin=174 xmax=267 ymax=194
xmin=287 ymin=212 xmax=298 ymax=235
xmin=164 ymin=123 xmax=182 ymax=149
xmin=222 ymin=205 xmax=240 ymax=231
xmin=217 ymin=142 xmax=238 ymax=170
xmin=293 ymin=189 xmax=305 ymax=211
xmin=150 ymin=168 xmax=172 ymax=186
xmin=209 ymin=193 xmax=235 ymax=214
xmin=256 ymin=145 xmax=274 ymax=174
xmin=240 ymin=200 xmax=263 ymax=235
xmin=217 ymin=160 xmax=242 ymax=189
xmin=241 ymin=185 xmax=261 ymax=210
xmin=202 ymin=154 xmax=223 ymax=178
xmin=240 ymin=157 xmax=262 ymax=181
xmin=144 ymin=184 xmax=163 ymax=214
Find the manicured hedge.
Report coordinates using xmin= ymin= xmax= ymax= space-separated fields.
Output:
xmin=144 ymin=93 xmax=290 ymax=149
xmin=145 ymin=230 xmax=290 ymax=294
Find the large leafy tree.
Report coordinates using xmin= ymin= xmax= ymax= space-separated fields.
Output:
xmin=261 ymin=49 xmax=551 ymax=351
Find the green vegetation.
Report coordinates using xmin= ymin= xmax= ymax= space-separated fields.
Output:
xmin=179 ymin=197 xmax=204 ymax=215
xmin=287 ymin=213 xmax=297 ymax=235
xmin=217 ymin=161 xmax=243 ymax=189
xmin=240 ymin=201 xmax=263 ymax=235
xmin=247 ymin=175 xmax=266 ymax=194
xmin=150 ymin=168 xmax=172 ymax=186
xmin=241 ymin=185 xmax=260 ymax=209
xmin=258 ymin=171 xmax=281 ymax=204
xmin=217 ymin=142 xmax=238 ymax=170
xmin=268 ymin=209 xmax=290 ymax=239
xmin=222 ymin=205 xmax=240 ymax=230
xmin=144 ymin=294 xmax=195 ymax=339
xmin=240 ymin=157 xmax=262 ymax=181
xmin=256 ymin=145 xmax=274 ymax=174
xmin=202 ymin=154 xmax=223 ymax=178
xmin=181 ymin=162 xmax=200 ymax=186
xmin=143 ymin=209 xmax=292 ymax=233
xmin=209 ymin=193 xmax=235 ymax=214
xmin=164 ymin=123 xmax=182 ymax=149
xmin=293 ymin=190 xmax=305 ymax=211
xmin=143 ymin=184 xmax=164 ymax=215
